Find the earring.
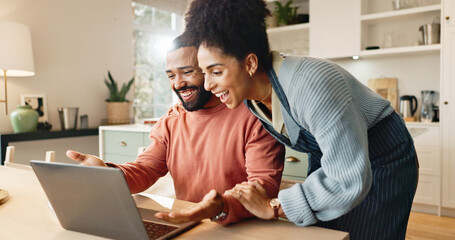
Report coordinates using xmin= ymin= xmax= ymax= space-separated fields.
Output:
xmin=249 ymin=72 xmax=253 ymax=77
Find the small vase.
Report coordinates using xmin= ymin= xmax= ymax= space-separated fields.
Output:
xmin=9 ymin=105 xmax=39 ymax=133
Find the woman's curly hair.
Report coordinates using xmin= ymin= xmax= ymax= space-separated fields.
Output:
xmin=185 ymin=0 xmax=273 ymax=72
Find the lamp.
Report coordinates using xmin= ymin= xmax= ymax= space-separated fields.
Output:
xmin=0 ymin=21 xmax=35 ymax=115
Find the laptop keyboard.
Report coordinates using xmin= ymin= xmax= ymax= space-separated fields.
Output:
xmin=143 ymin=221 xmax=179 ymax=239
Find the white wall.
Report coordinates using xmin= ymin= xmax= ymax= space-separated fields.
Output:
xmin=336 ymin=53 xmax=440 ymax=112
xmin=0 ymin=0 xmax=134 ymax=133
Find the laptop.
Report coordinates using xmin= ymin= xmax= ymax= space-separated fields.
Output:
xmin=30 ymin=161 xmax=198 ymax=240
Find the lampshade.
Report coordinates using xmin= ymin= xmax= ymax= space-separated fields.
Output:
xmin=0 ymin=21 xmax=35 ymax=77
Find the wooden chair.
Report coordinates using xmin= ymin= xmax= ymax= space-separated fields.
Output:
xmin=138 ymin=146 xmax=176 ymax=198
xmin=4 ymin=146 xmax=55 ymax=170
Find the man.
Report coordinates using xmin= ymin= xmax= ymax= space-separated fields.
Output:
xmin=67 ymin=34 xmax=284 ymax=224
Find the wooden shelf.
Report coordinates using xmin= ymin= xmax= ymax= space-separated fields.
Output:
xmin=361 ymin=4 xmax=441 ymax=22
xmin=358 ymin=3 xmax=441 ymax=59
xmin=267 ymin=23 xmax=310 ymax=34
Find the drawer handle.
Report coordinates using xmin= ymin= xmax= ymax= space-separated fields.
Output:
xmin=446 ymin=16 xmax=450 ymax=20
xmin=120 ymin=141 xmax=127 ymax=147
xmin=286 ymin=156 xmax=300 ymax=162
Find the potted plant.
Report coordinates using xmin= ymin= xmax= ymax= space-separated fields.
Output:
xmin=274 ymin=0 xmax=298 ymax=26
xmin=104 ymin=71 xmax=134 ymax=124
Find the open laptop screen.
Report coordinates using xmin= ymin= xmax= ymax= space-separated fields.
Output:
xmin=30 ymin=161 xmax=196 ymax=240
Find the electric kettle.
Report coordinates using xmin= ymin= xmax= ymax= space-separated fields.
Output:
xmin=399 ymin=95 xmax=418 ymax=118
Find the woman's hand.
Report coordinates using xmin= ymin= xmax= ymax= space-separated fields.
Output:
xmin=226 ymin=181 xmax=275 ymax=220
xmin=155 ymin=190 xmax=224 ymax=224
xmin=165 ymin=101 xmax=186 ymax=116
xmin=66 ymin=150 xmax=107 ymax=167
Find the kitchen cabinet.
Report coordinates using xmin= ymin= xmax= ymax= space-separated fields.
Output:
xmin=443 ymin=0 xmax=455 ymax=27
xmin=100 ymin=125 xmax=307 ymax=186
xmin=309 ymin=0 xmax=360 ymax=59
xmin=99 ymin=125 xmax=152 ymax=164
xmin=99 ymin=124 xmax=175 ymax=197
xmin=441 ymin=0 xmax=455 ymax=210
xmin=283 ymin=147 xmax=308 ymax=182
xmin=280 ymin=147 xmax=307 ymax=190
xmin=358 ymin=0 xmax=455 ymax=217
xmin=357 ymin=0 xmax=450 ymax=216
xmin=407 ymin=123 xmax=441 ymax=207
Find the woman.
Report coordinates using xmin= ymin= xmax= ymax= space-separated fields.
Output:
xmin=184 ymin=0 xmax=418 ymax=239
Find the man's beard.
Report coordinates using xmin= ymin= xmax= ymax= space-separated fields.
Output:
xmin=174 ymin=85 xmax=213 ymax=111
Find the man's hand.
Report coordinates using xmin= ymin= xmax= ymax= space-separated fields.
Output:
xmin=154 ymin=190 xmax=224 ymax=224
xmin=66 ymin=150 xmax=107 ymax=167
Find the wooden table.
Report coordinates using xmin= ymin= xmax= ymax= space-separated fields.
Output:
xmin=0 ymin=166 xmax=349 ymax=239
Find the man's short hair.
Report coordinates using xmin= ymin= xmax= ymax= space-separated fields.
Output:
xmin=168 ymin=32 xmax=197 ymax=52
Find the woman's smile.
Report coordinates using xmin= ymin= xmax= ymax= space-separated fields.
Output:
xmin=214 ymin=90 xmax=229 ymax=103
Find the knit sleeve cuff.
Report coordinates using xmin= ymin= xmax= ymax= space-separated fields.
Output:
xmin=278 ymin=184 xmax=318 ymax=226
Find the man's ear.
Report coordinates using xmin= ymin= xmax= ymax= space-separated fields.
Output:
xmin=245 ymin=53 xmax=259 ymax=77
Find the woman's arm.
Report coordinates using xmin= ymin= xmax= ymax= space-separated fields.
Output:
xmin=226 ymin=181 xmax=285 ymax=220
xmin=279 ymin=58 xmax=372 ymax=226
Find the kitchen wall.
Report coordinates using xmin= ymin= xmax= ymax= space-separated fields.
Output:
xmin=0 ymin=0 xmax=134 ymax=133
xmin=0 ymin=0 xmax=134 ymax=162
xmin=337 ymin=53 xmax=440 ymax=109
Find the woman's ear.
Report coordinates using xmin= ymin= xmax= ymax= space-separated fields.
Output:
xmin=245 ymin=53 xmax=259 ymax=77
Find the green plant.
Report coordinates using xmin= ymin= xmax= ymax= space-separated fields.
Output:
xmin=274 ymin=0 xmax=298 ymax=26
xmin=104 ymin=71 xmax=134 ymax=102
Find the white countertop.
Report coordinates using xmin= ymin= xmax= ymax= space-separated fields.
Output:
xmin=98 ymin=122 xmax=437 ymax=138
xmin=405 ymin=122 xmax=439 ymax=138
xmin=405 ymin=122 xmax=439 ymax=128
xmin=99 ymin=124 xmax=154 ymax=133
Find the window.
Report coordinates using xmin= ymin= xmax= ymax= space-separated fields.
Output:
xmin=132 ymin=2 xmax=183 ymax=121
